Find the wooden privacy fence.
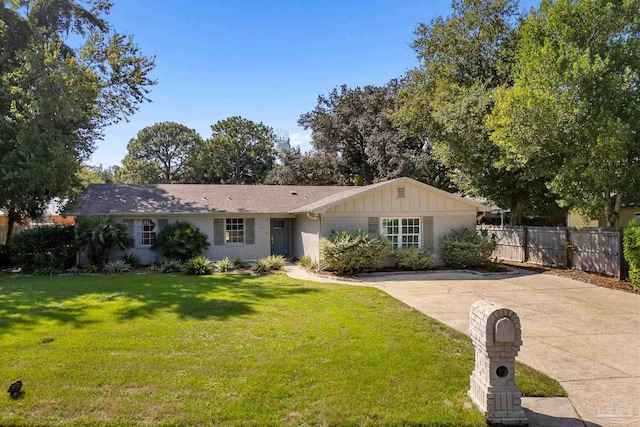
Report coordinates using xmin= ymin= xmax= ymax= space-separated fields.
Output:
xmin=481 ymin=225 xmax=625 ymax=278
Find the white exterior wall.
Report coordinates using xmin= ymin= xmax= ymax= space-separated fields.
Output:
xmin=292 ymin=215 xmax=321 ymax=262
xmin=319 ymin=217 xmax=368 ymax=237
xmin=112 ymin=214 xmax=274 ymax=265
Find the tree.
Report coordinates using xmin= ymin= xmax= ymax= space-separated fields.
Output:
xmin=395 ymin=0 xmax=564 ymax=224
xmin=265 ymin=146 xmax=348 ymax=185
xmin=117 ymin=122 xmax=202 ymax=184
xmin=189 ymin=116 xmax=276 ymax=184
xmin=488 ymin=0 xmax=640 ymax=227
xmin=0 ymin=1 xmax=155 ymax=242
xmin=299 ymin=81 xmax=454 ymax=189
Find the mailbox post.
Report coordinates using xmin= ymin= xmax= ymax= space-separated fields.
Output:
xmin=469 ymin=300 xmax=528 ymax=425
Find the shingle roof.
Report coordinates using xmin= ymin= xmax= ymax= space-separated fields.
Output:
xmin=71 ymin=178 xmax=489 ymax=216
xmin=71 ymin=184 xmax=351 ymax=215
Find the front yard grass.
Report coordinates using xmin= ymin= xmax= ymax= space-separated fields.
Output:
xmin=0 ymin=273 xmax=564 ymax=426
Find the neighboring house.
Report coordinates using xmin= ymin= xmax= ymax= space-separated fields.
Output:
xmin=0 ymin=204 xmax=74 ymax=244
xmin=71 ymin=177 xmax=488 ymax=266
xmin=567 ymin=198 xmax=640 ymax=228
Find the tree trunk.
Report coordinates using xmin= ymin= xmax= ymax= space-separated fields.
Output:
xmin=605 ymin=193 xmax=623 ymax=228
xmin=509 ymin=196 xmax=525 ymax=226
xmin=4 ymin=210 xmax=20 ymax=245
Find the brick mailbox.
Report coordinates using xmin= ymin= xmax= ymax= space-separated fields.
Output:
xmin=469 ymin=300 xmax=528 ymax=425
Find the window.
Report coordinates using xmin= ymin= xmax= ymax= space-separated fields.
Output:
xmin=136 ymin=219 xmax=157 ymax=246
xmin=381 ymin=217 xmax=420 ymax=250
xmin=225 ymin=218 xmax=244 ymax=244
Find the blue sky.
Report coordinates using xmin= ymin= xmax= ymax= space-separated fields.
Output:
xmin=91 ymin=0 xmax=538 ymax=167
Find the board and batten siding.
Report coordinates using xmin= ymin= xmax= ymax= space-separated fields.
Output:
xmin=324 ymin=183 xmax=477 ymax=214
xmin=318 ymin=182 xmax=479 ymax=266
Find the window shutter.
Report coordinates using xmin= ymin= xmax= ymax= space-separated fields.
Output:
xmin=122 ymin=219 xmax=134 ymax=237
xmin=245 ymin=218 xmax=255 ymax=245
xmin=213 ymin=219 xmax=224 ymax=246
xmin=157 ymin=219 xmax=168 ymax=233
xmin=368 ymin=217 xmax=379 ymax=233
xmin=422 ymin=216 xmax=434 ymax=251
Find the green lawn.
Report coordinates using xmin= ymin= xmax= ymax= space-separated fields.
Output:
xmin=0 ymin=273 xmax=564 ymax=427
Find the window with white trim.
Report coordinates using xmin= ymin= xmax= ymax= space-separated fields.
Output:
xmin=225 ymin=218 xmax=244 ymax=244
xmin=136 ymin=218 xmax=157 ymax=246
xmin=381 ymin=218 xmax=420 ymax=250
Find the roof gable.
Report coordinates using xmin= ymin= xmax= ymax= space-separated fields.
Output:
xmin=292 ymin=178 xmax=489 ymax=213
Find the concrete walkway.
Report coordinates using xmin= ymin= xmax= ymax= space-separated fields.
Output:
xmin=284 ymin=266 xmax=640 ymax=427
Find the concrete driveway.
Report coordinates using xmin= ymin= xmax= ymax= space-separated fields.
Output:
xmin=355 ymin=270 xmax=640 ymax=427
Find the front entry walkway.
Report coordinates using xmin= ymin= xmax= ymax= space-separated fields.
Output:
xmin=284 ymin=266 xmax=640 ymax=427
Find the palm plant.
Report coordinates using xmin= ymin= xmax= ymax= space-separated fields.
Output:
xmin=76 ymin=216 xmax=133 ymax=266
xmin=152 ymin=222 xmax=210 ymax=262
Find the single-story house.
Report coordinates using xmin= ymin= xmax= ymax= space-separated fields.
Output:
xmin=71 ymin=177 xmax=489 ymax=266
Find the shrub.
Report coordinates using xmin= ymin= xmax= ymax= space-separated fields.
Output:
xmin=76 ymin=216 xmax=133 ymax=266
xmin=215 ymin=257 xmax=234 ymax=272
xmin=232 ymin=256 xmax=246 ymax=269
xmin=0 ymin=245 xmax=11 ymax=268
xmin=265 ymin=254 xmax=286 ymax=271
xmin=298 ymin=255 xmax=318 ymax=271
xmin=152 ymin=222 xmax=210 ymax=262
xmin=296 ymin=255 xmax=317 ymax=270
xmin=80 ymin=264 xmax=99 ymax=274
xmin=440 ymin=228 xmax=496 ymax=269
xmin=121 ymin=253 xmax=141 ymax=268
xmin=252 ymin=255 xmax=287 ymax=274
xmin=103 ymin=260 xmax=131 ymax=274
xmin=33 ymin=266 xmax=62 ymax=276
xmin=184 ymin=256 xmax=213 ymax=275
xmin=9 ymin=226 xmax=76 ymax=272
xmin=160 ymin=259 xmax=183 ymax=274
xmin=393 ymin=247 xmax=435 ymax=271
xmin=624 ymin=219 xmax=640 ymax=289
xmin=254 ymin=258 xmax=270 ymax=274
xmin=320 ymin=231 xmax=390 ymax=274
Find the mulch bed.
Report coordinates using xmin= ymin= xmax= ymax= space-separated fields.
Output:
xmin=500 ymin=260 xmax=639 ymax=294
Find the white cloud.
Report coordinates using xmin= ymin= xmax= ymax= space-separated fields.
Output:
xmin=289 ymin=132 xmax=313 ymax=152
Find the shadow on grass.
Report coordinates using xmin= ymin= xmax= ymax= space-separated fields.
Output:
xmin=0 ymin=274 xmax=321 ymax=335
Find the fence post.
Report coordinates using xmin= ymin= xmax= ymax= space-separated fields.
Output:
xmin=566 ymin=228 xmax=572 ymax=269
xmin=522 ymin=227 xmax=529 ymax=263
xmin=619 ymin=228 xmax=628 ymax=280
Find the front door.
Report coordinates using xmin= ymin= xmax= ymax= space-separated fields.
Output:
xmin=270 ymin=219 xmax=289 ymax=256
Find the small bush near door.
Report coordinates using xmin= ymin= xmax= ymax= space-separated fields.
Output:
xmin=624 ymin=219 xmax=640 ymax=289
xmin=440 ymin=228 xmax=496 ymax=269
xmin=320 ymin=231 xmax=390 ymax=274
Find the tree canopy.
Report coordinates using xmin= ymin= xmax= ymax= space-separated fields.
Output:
xmin=395 ymin=0 xmax=564 ymax=224
xmin=0 ymin=0 xmax=155 ymax=240
xmin=298 ymin=81 xmax=455 ymax=189
xmin=116 ymin=122 xmax=202 ymax=184
xmin=188 ymin=116 xmax=276 ymax=184
xmin=487 ymin=0 xmax=640 ymax=227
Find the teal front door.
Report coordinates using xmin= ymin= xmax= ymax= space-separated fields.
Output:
xmin=270 ymin=219 xmax=289 ymax=256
